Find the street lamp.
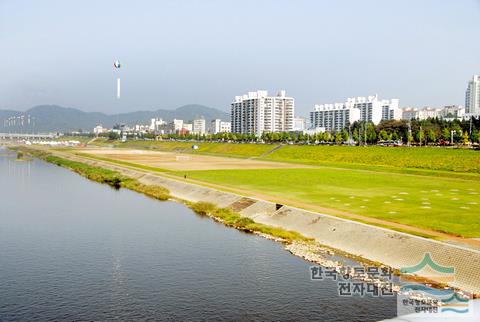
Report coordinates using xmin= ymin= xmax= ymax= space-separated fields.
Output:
xmin=451 ymin=130 xmax=456 ymax=145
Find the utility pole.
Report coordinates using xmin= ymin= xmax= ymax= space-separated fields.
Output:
xmin=470 ymin=116 xmax=473 ymax=140
xmin=419 ymin=125 xmax=422 ymax=147
xmin=407 ymin=120 xmax=412 ymax=147
xmin=364 ymin=122 xmax=367 ymax=146
xmin=348 ymin=123 xmax=352 ymax=145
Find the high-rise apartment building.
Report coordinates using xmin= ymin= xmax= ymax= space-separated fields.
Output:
xmin=310 ymin=95 xmax=400 ymax=131
xmin=231 ymin=90 xmax=294 ymax=136
xmin=465 ymin=75 xmax=480 ymax=116
xmin=351 ymin=95 xmax=400 ymax=124
xmin=310 ymin=103 xmax=359 ymax=132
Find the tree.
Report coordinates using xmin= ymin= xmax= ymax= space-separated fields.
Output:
xmin=379 ymin=129 xmax=389 ymax=141
xmin=365 ymin=122 xmax=377 ymax=144
xmin=392 ymin=131 xmax=399 ymax=141
xmin=352 ymin=128 xmax=359 ymax=143
xmin=341 ymin=128 xmax=349 ymax=142
xmin=462 ymin=131 xmax=469 ymax=145
xmin=427 ymin=129 xmax=436 ymax=144
xmin=108 ymin=131 xmax=119 ymax=140
xmin=416 ymin=129 xmax=424 ymax=145
xmin=471 ymin=129 xmax=479 ymax=143
xmin=335 ymin=132 xmax=343 ymax=144
xmin=441 ymin=128 xmax=450 ymax=142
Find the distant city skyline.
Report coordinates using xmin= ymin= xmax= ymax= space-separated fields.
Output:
xmin=1 ymin=0 xmax=479 ymax=115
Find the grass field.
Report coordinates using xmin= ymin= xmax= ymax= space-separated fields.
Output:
xmin=263 ymin=145 xmax=480 ymax=174
xmin=80 ymin=140 xmax=480 ymax=238
xmin=176 ymin=167 xmax=480 ymax=237
xmin=93 ymin=140 xmax=480 ymax=175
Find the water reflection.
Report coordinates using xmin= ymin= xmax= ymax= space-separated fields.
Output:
xmin=0 ymin=148 xmax=397 ymax=321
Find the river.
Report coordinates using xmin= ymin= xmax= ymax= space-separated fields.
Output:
xmin=0 ymin=148 xmax=396 ymax=321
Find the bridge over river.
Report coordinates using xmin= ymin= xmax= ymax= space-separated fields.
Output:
xmin=0 ymin=133 xmax=59 ymax=140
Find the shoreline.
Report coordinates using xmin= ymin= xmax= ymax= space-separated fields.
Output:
xmin=10 ymin=146 xmax=480 ymax=299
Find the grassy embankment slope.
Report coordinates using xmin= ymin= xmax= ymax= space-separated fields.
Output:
xmin=86 ymin=140 xmax=480 ymax=238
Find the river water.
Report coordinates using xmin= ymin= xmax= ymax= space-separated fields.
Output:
xmin=0 ymin=148 xmax=396 ymax=321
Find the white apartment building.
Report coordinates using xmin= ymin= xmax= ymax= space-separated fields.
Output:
xmin=310 ymin=95 xmax=400 ymax=131
xmin=173 ymin=119 xmax=183 ymax=132
xmin=165 ymin=119 xmax=184 ymax=134
xmin=211 ymin=119 xmax=231 ymax=134
xmin=231 ymin=90 xmax=294 ymax=136
xmin=192 ymin=119 xmax=206 ymax=135
xmin=465 ymin=75 xmax=480 ymax=116
xmin=310 ymin=103 xmax=359 ymax=132
xmin=402 ymin=107 xmax=439 ymax=120
xmin=349 ymin=95 xmax=400 ymax=124
xmin=439 ymin=105 xmax=465 ymax=120
xmin=402 ymin=105 xmax=466 ymax=121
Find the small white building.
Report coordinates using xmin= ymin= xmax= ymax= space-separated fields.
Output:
xmin=192 ymin=119 xmax=206 ymax=135
xmin=149 ymin=118 xmax=165 ymax=131
xmin=211 ymin=119 xmax=232 ymax=134
xmin=293 ymin=116 xmax=306 ymax=132
xmin=93 ymin=125 xmax=106 ymax=135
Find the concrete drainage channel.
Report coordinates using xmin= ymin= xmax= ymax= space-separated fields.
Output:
xmin=56 ymin=152 xmax=480 ymax=295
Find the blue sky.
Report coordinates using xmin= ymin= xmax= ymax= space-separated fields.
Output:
xmin=1 ymin=0 xmax=479 ymax=116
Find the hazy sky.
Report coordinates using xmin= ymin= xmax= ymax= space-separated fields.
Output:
xmin=1 ymin=0 xmax=479 ymax=116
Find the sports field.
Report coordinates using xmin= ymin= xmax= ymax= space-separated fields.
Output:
xmin=77 ymin=142 xmax=480 ymax=238
xmin=80 ymin=148 xmax=309 ymax=171
xmin=93 ymin=139 xmax=480 ymax=174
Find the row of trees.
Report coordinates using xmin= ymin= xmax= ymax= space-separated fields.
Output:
xmin=92 ymin=117 xmax=479 ymax=146
xmin=153 ymin=117 xmax=480 ymax=145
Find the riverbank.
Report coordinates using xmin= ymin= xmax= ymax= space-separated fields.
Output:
xmin=13 ymin=146 xmax=480 ymax=297
xmin=72 ymin=145 xmax=480 ymax=239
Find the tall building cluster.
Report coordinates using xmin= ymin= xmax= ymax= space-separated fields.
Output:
xmin=94 ymin=74 xmax=480 ymax=138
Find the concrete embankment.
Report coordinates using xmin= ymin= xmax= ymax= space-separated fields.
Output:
xmin=50 ymin=152 xmax=480 ymax=294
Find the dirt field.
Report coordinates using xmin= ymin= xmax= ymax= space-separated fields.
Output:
xmin=79 ymin=148 xmax=310 ymax=171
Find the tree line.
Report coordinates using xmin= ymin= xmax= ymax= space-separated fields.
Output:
xmin=89 ymin=117 xmax=480 ymax=146
xmin=154 ymin=117 xmax=480 ymax=145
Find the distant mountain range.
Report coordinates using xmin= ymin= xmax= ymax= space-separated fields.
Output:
xmin=0 ymin=104 xmax=229 ymax=132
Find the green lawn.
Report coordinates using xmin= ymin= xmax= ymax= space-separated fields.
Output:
xmin=176 ymin=167 xmax=480 ymax=238
xmin=263 ymin=145 xmax=480 ymax=174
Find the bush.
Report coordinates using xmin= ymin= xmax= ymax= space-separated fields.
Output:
xmin=190 ymin=201 xmax=312 ymax=243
